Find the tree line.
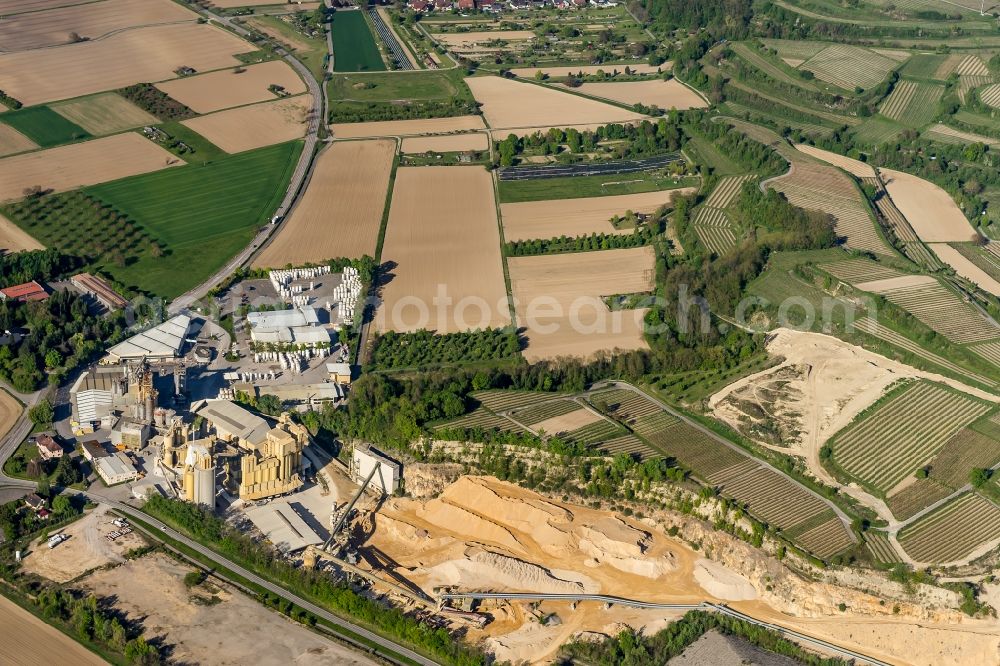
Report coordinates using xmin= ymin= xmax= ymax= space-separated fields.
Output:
xmin=369 ymin=327 xmax=521 ymax=370
xmin=505 ymin=227 xmax=655 ymax=256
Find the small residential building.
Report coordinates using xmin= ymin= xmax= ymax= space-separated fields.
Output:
xmin=326 ymin=362 xmax=352 ymax=385
xmin=35 ymin=434 xmax=63 ymax=461
xmin=23 ymin=493 xmax=46 ymax=511
xmin=434 ymin=0 xmax=451 ymax=8
xmin=81 ymin=440 xmax=109 ymax=462
xmin=0 ymin=280 xmax=48 ymax=303
xmin=458 ymin=0 xmax=474 ymax=8
xmin=409 ymin=0 xmax=429 ymax=9
xmin=351 ymin=443 xmax=402 ymax=495
xmin=94 ymin=452 xmax=138 ymax=486
xmin=70 ymin=273 xmax=128 ymax=311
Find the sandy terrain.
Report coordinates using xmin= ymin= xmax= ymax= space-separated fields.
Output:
xmin=331 ymin=115 xmax=486 ymax=139
xmin=500 ymin=189 xmax=694 ymax=241
xmin=0 ymin=23 xmax=249 ymax=106
xmin=0 ymin=595 xmax=106 ymax=666
xmin=929 ymin=243 xmax=1000 ymax=297
xmin=0 ymin=132 xmax=180 ymax=202
xmin=0 ymin=0 xmax=195 ymax=52
xmin=0 ymin=212 xmax=44 ymax=253
xmin=401 ymin=132 xmax=488 ymax=153
xmin=156 ymin=60 xmax=307 ymax=114
xmin=465 ymin=76 xmax=647 ymax=130
xmin=255 ymin=139 xmax=395 ymax=267
xmin=510 ymin=63 xmax=666 ymax=77
xmin=51 ymin=92 xmax=158 ymax=136
xmin=0 ymin=123 xmax=37 ymax=157
xmin=576 ymin=79 xmax=707 ymax=110
xmin=794 ymin=144 xmax=876 ymax=178
xmin=81 ymin=552 xmax=376 ymax=665
xmin=532 ymin=407 xmax=602 ymax=435
xmin=507 ymin=246 xmax=654 ymax=361
xmin=881 ymin=168 xmax=979 ymax=242
xmin=181 ymin=95 xmax=312 ymax=153
xmin=377 ymin=166 xmax=509 ymax=333
xmin=694 ymin=559 xmax=757 ymax=601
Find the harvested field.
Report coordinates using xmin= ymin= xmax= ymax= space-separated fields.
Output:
xmin=255 ymin=139 xmax=394 ymax=267
xmin=881 ymin=168 xmax=978 ymax=242
xmin=401 ymin=132 xmax=488 ymax=153
xmin=0 ymin=389 xmax=20 ymax=441
xmin=0 ymin=0 xmax=98 ymax=13
xmin=50 ymin=92 xmax=158 ymax=136
xmin=465 ymin=76 xmax=646 ymax=131
xmin=377 ymin=166 xmax=509 ymax=333
xmin=510 ymin=64 xmax=665 ymax=78
xmin=576 ymin=79 xmax=707 ymax=110
xmin=507 ymin=246 xmax=654 ymax=361
xmin=0 ymin=595 xmax=105 ymax=666
xmin=898 ymin=492 xmax=1000 ymax=564
xmin=0 ymin=132 xmax=180 ymax=202
xmin=867 ymin=277 xmax=1000 ymax=344
xmin=793 ymin=144 xmax=875 ymax=178
xmin=799 ymin=44 xmax=899 ymax=90
xmin=929 ymin=243 xmax=1000 ymax=297
xmin=818 ymin=257 xmax=906 ymax=284
xmin=923 ymin=123 xmax=1000 ymax=147
xmin=0 ymin=0 xmax=196 ymax=52
xmin=155 ymin=60 xmax=307 ymax=114
xmin=500 ymin=189 xmax=693 ymax=241
xmin=878 ymin=81 xmax=943 ymax=127
xmin=180 ymin=95 xmax=312 ymax=153
xmin=0 ymin=123 xmax=37 ymax=157
xmin=331 ymin=115 xmax=486 ymax=139
xmin=0 ymin=212 xmax=43 ymax=253
xmin=0 ymin=23 xmax=250 ymax=106
xmin=831 ymin=381 xmax=990 ymax=494
xmin=532 ymin=408 xmax=603 ymax=436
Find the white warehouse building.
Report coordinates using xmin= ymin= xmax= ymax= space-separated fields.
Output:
xmin=246 ymin=306 xmax=331 ymax=348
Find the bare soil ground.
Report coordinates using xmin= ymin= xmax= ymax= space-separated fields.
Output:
xmin=509 ymin=63 xmax=666 ymax=77
xmin=400 ymin=132 xmax=488 ymax=153
xmin=576 ymin=79 xmax=707 ymax=110
xmin=331 ymin=115 xmax=486 ymax=139
xmin=0 ymin=123 xmax=37 ymax=157
xmin=794 ymin=144 xmax=875 ymax=178
xmin=0 ymin=23 xmax=249 ymax=106
xmin=377 ymin=166 xmax=509 ymax=333
xmin=0 ymin=212 xmax=44 ymax=253
xmin=80 ymin=552 xmax=377 ymax=665
xmin=255 ymin=138 xmax=395 ymax=267
xmin=50 ymin=92 xmax=158 ymax=136
xmin=500 ymin=189 xmax=694 ymax=241
xmin=929 ymin=243 xmax=1000 ymax=297
xmin=532 ymin=407 xmax=601 ymax=435
xmin=156 ymin=60 xmax=307 ymax=114
xmin=180 ymin=95 xmax=312 ymax=153
xmin=0 ymin=0 xmax=94 ymax=14
xmin=881 ymin=168 xmax=979 ymax=242
xmin=0 ymin=389 xmax=21 ymax=440
xmin=465 ymin=76 xmax=646 ymax=130
xmin=0 ymin=595 xmax=106 ymax=666
xmin=0 ymin=132 xmax=181 ymax=202
xmin=0 ymin=0 xmax=196 ymax=53
xmin=507 ymin=246 xmax=654 ymax=361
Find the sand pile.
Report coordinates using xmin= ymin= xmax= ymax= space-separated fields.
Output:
xmin=416 ymin=498 xmax=526 ymax=554
xmin=419 ymin=547 xmax=597 ymax=594
xmin=693 ymin=558 xmax=757 ymax=601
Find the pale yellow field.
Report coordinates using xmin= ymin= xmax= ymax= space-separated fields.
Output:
xmin=881 ymin=168 xmax=979 ymax=242
xmin=181 ymin=95 xmax=312 ymax=153
xmin=0 ymin=213 xmax=44 ymax=254
xmin=0 ymin=595 xmax=105 ymax=666
xmin=509 ymin=63 xmax=666 ymax=77
xmin=0 ymin=132 xmax=181 ymax=202
xmin=794 ymin=144 xmax=876 ymax=178
xmin=532 ymin=408 xmax=602 ymax=435
xmin=576 ymin=79 xmax=707 ymax=110
xmin=378 ymin=167 xmax=510 ymax=334
xmin=50 ymin=92 xmax=158 ymax=136
xmin=0 ymin=23 xmax=250 ymax=106
xmin=0 ymin=0 xmax=196 ymax=52
xmin=0 ymin=124 xmax=37 ymax=157
xmin=255 ymin=139 xmax=395 ymax=267
xmin=0 ymin=389 xmax=21 ymax=439
xmin=501 ymin=189 xmax=694 ymax=241
xmin=0 ymin=0 xmax=95 ymax=14
xmin=213 ymin=0 xmax=317 ymax=6
xmin=331 ymin=115 xmax=486 ymax=139
xmin=401 ymin=132 xmax=488 ymax=153
xmin=507 ymin=246 xmax=655 ymax=362
xmin=155 ymin=60 xmax=307 ymax=114
xmin=465 ymin=76 xmax=647 ymax=130
xmin=929 ymin=243 xmax=1000 ymax=297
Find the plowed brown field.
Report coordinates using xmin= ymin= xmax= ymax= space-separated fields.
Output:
xmin=0 ymin=124 xmax=37 ymax=157
xmin=401 ymin=132 xmax=488 ymax=153
xmin=180 ymin=95 xmax=312 ymax=153
xmin=576 ymin=79 xmax=707 ymax=110
xmin=255 ymin=139 xmax=395 ymax=267
xmin=0 ymin=595 xmax=104 ymax=666
xmin=156 ymin=60 xmax=307 ymax=114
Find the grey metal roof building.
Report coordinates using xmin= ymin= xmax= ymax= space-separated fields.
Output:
xmin=105 ymin=315 xmax=192 ymax=362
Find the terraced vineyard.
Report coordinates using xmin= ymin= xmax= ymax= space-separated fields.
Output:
xmin=923 ymin=123 xmax=1000 ymax=148
xmin=563 ymin=419 xmax=626 ymax=446
xmin=818 ymin=257 xmax=906 ymax=284
xmin=473 ymin=389 xmax=550 ymax=413
xmin=704 ymin=174 xmax=754 ymax=208
xmin=886 ymin=478 xmax=953 ymax=520
xmin=691 ymin=175 xmax=754 ymax=255
xmin=980 ymin=83 xmax=1000 ymax=109
xmin=440 ymin=408 xmax=522 ymax=433
xmin=900 ymin=241 xmax=943 ymax=270
xmin=799 ymin=44 xmax=899 ymax=90
xmin=879 ymin=81 xmax=943 ymax=127
xmin=510 ymin=399 xmax=579 ymax=426
xmin=594 ymin=434 xmax=654 ymax=457
xmin=958 ymin=75 xmax=994 ymax=102
xmin=864 ymin=531 xmax=901 ymax=565
xmin=695 ymin=226 xmax=738 ymax=255
xmin=791 ymin=516 xmax=855 ymax=559
xmin=590 ymin=388 xmax=661 ymax=423
xmin=870 ymin=278 xmax=1000 ymax=344
xmin=865 ymin=180 xmax=920 ymax=242
xmin=899 ymin=493 xmax=1000 ymax=563
xmin=831 ymin=381 xmax=991 ymax=493
xmin=730 ymin=42 xmax=819 ymax=91
xmin=971 ymin=341 xmax=1000 ymax=368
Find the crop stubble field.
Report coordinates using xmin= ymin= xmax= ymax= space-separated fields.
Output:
xmin=575 ymin=80 xmax=707 ymax=110
xmin=331 ymin=115 xmax=486 ymax=139
xmin=378 ymin=166 xmax=510 ymax=334
xmin=180 ymin=96 xmax=312 ymax=154
xmin=881 ymin=168 xmax=978 ymax=242
xmin=156 ymin=61 xmax=307 ymax=114
xmin=256 ymin=139 xmax=395 ymax=267
xmin=0 ymin=596 xmax=105 ymax=666
xmin=50 ymin=92 xmax=158 ymax=136
xmin=400 ymin=133 xmax=488 ymax=153
xmin=0 ymin=124 xmax=37 ymax=157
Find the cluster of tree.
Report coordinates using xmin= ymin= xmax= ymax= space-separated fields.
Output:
xmin=755 ymin=2 xmax=968 ymax=41
xmin=143 ymin=495 xmax=486 ymax=666
xmin=631 ymin=0 xmax=754 ymax=39
xmin=0 ymin=492 xmax=80 ymax=542
xmin=731 ymin=184 xmax=838 ymax=250
xmin=370 ymin=328 xmax=520 ymax=370
xmin=0 ymin=248 xmax=79 ymax=286
xmin=118 ymin=83 xmax=195 ymax=120
xmin=496 ymin=118 xmax=684 ymax=165
xmin=233 ymin=390 xmax=284 ymax=417
xmin=0 ymin=89 xmax=21 ymax=109
xmin=684 ymin=113 xmax=788 ymax=176
xmin=506 ymin=227 xmax=655 ymax=256
xmin=329 ymin=99 xmax=478 ymax=124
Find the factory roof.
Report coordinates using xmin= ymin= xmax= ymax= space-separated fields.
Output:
xmin=106 ymin=314 xmax=191 ymax=360
xmin=195 ymin=399 xmax=272 ymax=445
xmin=234 ymin=382 xmax=345 ymax=404
xmin=326 ymin=362 xmax=351 ymax=376
xmin=245 ymin=503 xmax=323 ymax=553
xmin=95 ymin=452 xmax=137 ymax=481
xmin=247 ymin=306 xmax=318 ymax=332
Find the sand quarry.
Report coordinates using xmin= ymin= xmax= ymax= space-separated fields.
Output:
xmin=501 ymin=188 xmax=694 ymax=242
xmin=255 ymin=139 xmax=395 ymax=267
xmin=465 ymin=76 xmax=646 ymax=130
xmin=507 ymin=246 xmax=654 ymax=361
xmin=0 ymin=595 xmax=105 ymax=666
xmin=331 ymin=115 xmax=486 ymax=139
xmin=576 ymin=79 xmax=708 ymax=110
xmin=401 ymin=132 xmax=488 ymax=153
xmin=881 ymin=168 xmax=979 ymax=242
xmin=0 ymin=132 xmax=181 ymax=202
xmin=181 ymin=95 xmax=313 ymax=154
xmin=377 ymin=166 xmax=510 ymax=334
xmin=156 ymin=60 xmax=307 ymax=114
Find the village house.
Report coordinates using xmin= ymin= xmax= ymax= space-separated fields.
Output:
xmin=35 ymin=434 xmax=63 ymax=461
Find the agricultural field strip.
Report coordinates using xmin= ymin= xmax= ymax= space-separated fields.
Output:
xmin=864 ymin=532 xmax=900 ymax=564
xmin=793 ymin=516 xmax=854 ymax=558
xmin=981 ymin=83 xmax=1000 ymax=109
xmin=703 ymin=174 xmax=754 ymax=209
xmin=509 ymin=399 xmax=582 ymax=427
xmin=901 ymin=241 xmax=942 ymax=270
xmin=971 ymin=342 xmax=1000 ymax=369
xmin=596 ymin=434 xmax=655 ymax=458
xmin=693 ymin=207 xmax=730 ymax=227
xmin=730 ymin=42 xmax=819 ymax=91
xmin=695 ymin=227 xmax=738 ymax=255
xmin=717 ymin=467 xmax=838 ymax=530
xmin=923 ymin=123 xmax=1000 ymax=147
xmin=898 ymin=493 xmax=1000 ymax=563
xmin=879 ymin=81 xmax=917 ymax=121
xmin=799 ymin=44 xmax=901 ymax=90
xmin=875 ymin=281 xmax=1000 ymax=344
xmin=834 ymin=382 xmax=991 ymax=492
xmin=886 ymin=479 xmax=955 ymax=521
xmin=869 ymin=188 xmax=919 ymax=242
xmin=818 ymin=258 xmax=906 ymax=283
xmin=928 ymin=428 xmax=1000 ymax=489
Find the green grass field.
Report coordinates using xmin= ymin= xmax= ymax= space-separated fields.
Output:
xmin=330 ymin=10 xmax=385 ymax=72
xmin=851 ymin=116 xmax=906 ymax=145
xmin=329 ymin=69 xmax=468 ymax=102
xmin=0 ymin=106 xmax=90 ymax=147
xmin=683 ymin=133 xmax=745 ymax=176
xmin=86 ymin=141 xmax=301 ymax=298
xmin=155 ymin=121 xmax=228 ymax=163
xmin=899 ymin=54 xmax=945 ymax=79
xmin=498 ymin=174 xmax=698 ymax=203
